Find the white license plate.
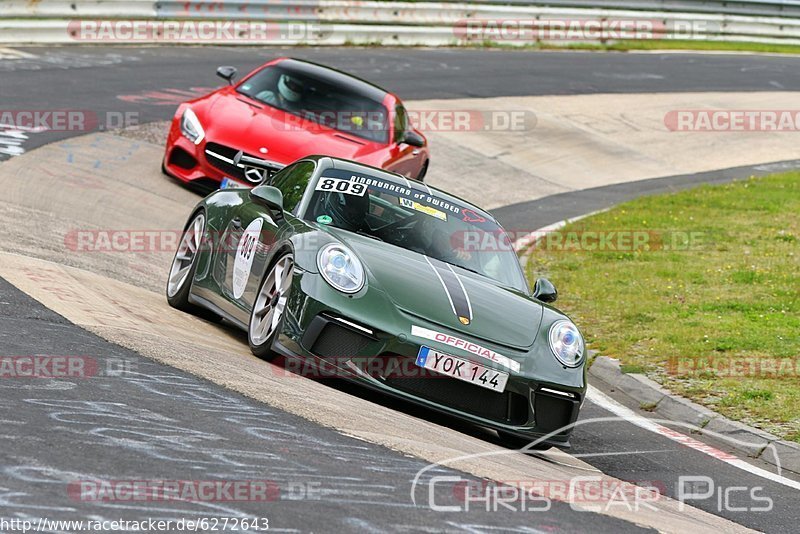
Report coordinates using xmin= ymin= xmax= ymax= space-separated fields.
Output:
xmin=415 ymin=346 xmax=509 ymax=393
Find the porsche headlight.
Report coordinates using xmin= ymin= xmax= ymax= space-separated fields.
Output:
xmin=317 ymin=244 xmax=365 ymax=294
xmin=548 ymin=320 xmax=584 ymax=368
xmin=180 ymin=108 xmax=205 ymax=145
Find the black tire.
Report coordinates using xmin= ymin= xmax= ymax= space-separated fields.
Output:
xmin=497 ymin=431 xmax=552 ymax=451
xmin=417 ymin=160 xmax=429 ymax=182
xmin=166 ymin=211 xmax=221 ymax=323
xmin=248 ymin=252 xmax=294 ymax=359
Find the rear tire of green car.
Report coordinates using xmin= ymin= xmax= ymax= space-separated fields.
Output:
xmin=166 ymin=211 xmax=221 ymax=323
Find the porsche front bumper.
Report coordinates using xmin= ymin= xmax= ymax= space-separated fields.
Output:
xmin=273 ymin=269 xmax=585 ymax=447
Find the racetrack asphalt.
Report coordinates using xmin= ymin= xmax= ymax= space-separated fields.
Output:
xmin=0 ymin=276 xmax=653 ymax=533
xmin=2 ymin=46 xmax=800 ymax=532
xmin=5 ymin=45 xmax=800 ymax=159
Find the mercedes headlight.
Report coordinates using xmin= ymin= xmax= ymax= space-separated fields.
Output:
xmin=180 ymin=108 xmax=205 ymax=145
xmin=548 ymin=320 xmax=584 ymax=367
xmin=317 ymin=244 xmax=365 ymax=294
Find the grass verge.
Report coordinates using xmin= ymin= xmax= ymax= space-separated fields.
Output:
xmin=525 ymin=172 xmax=800 ymax=442
xmin=475 ymin=39 xmax=800 ymax=55
xmin=548 ymin=39 xmax=800 ymax=55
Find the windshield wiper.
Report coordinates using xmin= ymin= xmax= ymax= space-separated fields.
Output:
xmin=357 ymin=230 xmax=384 ymax=242
xmin=445 ymin=262 xmax=484 ymax=278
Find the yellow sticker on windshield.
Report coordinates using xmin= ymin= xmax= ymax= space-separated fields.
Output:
xmin=399 ymin=198 xmax=447 ymax=221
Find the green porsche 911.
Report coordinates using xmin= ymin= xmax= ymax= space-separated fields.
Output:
xmin=166 ymin=155 xmax=586 ymax=447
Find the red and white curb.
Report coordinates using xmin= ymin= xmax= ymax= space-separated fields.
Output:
xmin=588 ymin=385 xmax=800 ymax=490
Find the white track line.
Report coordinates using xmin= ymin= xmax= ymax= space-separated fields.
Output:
xmin=588 ymin=385 xmax=800 ymax=491
xmin=512 ymin=209 xmax=608 ymax=252
xmin=0 ymin=48 xmax=36 ymax=60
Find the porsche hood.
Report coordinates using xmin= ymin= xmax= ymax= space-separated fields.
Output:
xmin=340 ymin=232 xmax=543 ymax=350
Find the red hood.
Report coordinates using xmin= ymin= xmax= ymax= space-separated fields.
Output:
xmin=199 ymin=90 xmax=386 ymax=165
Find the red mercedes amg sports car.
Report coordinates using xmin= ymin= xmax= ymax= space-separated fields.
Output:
xmin=163 ymin=58 xmax=429 ymax=190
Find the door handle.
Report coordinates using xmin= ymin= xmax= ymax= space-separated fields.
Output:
xmin=412 ymin=149 xmax=420 ymax=156
xmin=231 ymin=217 xmax=242 ymax=230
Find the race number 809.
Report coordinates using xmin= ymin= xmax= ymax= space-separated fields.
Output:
xmin=316 ymin=177 xmax=367 ymax=196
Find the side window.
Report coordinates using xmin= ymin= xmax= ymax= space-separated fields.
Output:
xmin=271 ymin=160 xmax=315 ymax=213
xmin=393 ymin=105 xmax=408 ymax=144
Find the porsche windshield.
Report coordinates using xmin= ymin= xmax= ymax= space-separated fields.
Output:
xmin=237 ymin=65 xmax=389 ymax=144
xmin=305 ymin=169 xmax=528 ymax=291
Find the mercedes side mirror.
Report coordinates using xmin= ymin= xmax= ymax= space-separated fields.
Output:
xmin=402 ymin=130 xmax=425 ymax=148
xmin=216 ymin=66 xmax=237 ymax=85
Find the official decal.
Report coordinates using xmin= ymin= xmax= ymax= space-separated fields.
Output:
xmin=411 ymin=325 xmax=520 ymax=372
xmin=232 ymin=218 xmax=263 ymax=299
xmin=316 ymin=176 xmax=367 ymax=196
xmin=425 ymin=257 xmax=473 ymax=325
xmin=400 ymin=198 xmax=447 ymax=221
xmin=316 ymin=214 xmax=333 ymax=225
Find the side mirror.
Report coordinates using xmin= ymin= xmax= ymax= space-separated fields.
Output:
xmin=402 ymin=130 xmax=425 ymax=148
xmin=249 ymin=185 xmax=283 ymax=212
xmin=533 ymin=278 xmax=558 ymax=303
xmin=216 ymin=66 xmax=237 ymax=85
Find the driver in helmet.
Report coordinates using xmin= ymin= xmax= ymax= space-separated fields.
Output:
xmin=325 ymin=192 xmax=370 ymax=233
xmin=255 ymin=73 xmax=305 ymax=110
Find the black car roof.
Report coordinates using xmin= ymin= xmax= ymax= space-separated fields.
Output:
xmin=277 ymin=58 xmax=390 ymax=104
